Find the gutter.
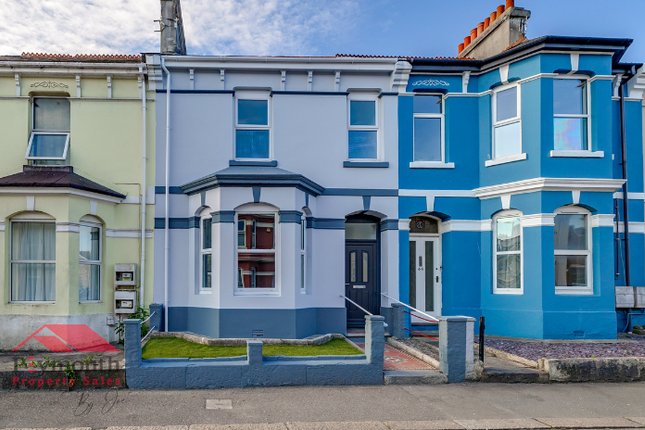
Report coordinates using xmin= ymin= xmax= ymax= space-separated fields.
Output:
xmin=161 ymin=57 xmax=171 ymax=332
xmin=139 ymin=63 xmax=148 ymax=309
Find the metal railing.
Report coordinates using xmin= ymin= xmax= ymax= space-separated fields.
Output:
xmin=141 ymin=311 xmax=155 ymax=325
xmin=381 ymin=293 xmax=440 ymax=322
xmin=341 ymin=295 xmax=388 ymax=328
xmin=140 ymin=311 xmax=156 ymax=343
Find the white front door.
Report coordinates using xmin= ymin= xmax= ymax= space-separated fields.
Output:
xmin=409 ymin=236 xmax=441 ymax=319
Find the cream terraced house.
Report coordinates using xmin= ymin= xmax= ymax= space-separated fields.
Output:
xmin=0 ymin=53 xmax=155 ymax=350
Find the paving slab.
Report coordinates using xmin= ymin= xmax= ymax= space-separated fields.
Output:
xmin=454 ymin=419 xmax=549 ymax=429
xmin=384 ymin=370 xmax=447 ymax=385
xmin=206 ymin=399 xmax=233 ymax=410
xmin=384 ymin=420 xmax=465 ymax=429
xmin=534 ymin=418 xmax=641 ymax=428
xmin=192 ymin=425 xmax=288 ymax=430
xmin=627 ymin=418 xmax=645 ymax=426
xmin=286 ymin=422 xmax=388 ymax=430
xmin=107 ymin=427 xmax=189 ymax=430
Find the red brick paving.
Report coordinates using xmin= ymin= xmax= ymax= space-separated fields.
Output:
xmin=355 ymin=342 xmax=435 ymax=370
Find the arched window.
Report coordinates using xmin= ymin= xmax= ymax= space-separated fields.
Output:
xmin=236 ymin=204 xmax=277 ymax=290
xmin=79 ymin=215 xmax=102 ymax=302
xmin=554 ymin=206 xmax=592 ymax=293
xmin=409 ymin=215 xmax=439 ymax=234
xmin=493 ymin=210 xmax=523 ymax=294
xmin=199 ymin=209 xmax=212 ymax=290
xmin=10 ymin=212 xmax=56 ymax=302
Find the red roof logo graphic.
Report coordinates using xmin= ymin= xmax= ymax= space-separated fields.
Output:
xmin=13 ymin=324 xmax=119 ymax=352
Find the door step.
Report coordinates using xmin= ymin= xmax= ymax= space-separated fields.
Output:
xmin=384 ymin=370 xmax=447 ymax=385
xmin=481 ymin=367 xmax=549 ymax=383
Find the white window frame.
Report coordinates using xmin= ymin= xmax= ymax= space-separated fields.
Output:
xmin=200 ymin=215 xmax=212 ymax=291
xmin=27 ymin=96 xmax=71 ymax=161
xmin=79 ymin=217 xmax=102 ymax=303
xmin=347 ymin=92 xmax=380 ymax=161
xmin=493 ymin=210 xmax=524 ymax=295
xmin=551 ymin=76 xmax=595 ymax=157
xmin=300 ymin=214 xmax=307 ymax=293
xmin=234 ymin=204 xmax=279 ymax=295
xmin=488 ymin=83 xmax=525 ymax=166
xmin=234 ymin=90 xmax=272 ymax=161
xmin=9 ymin=213 xmax=56 ymax=304
xmin=554 ymin=206 xmax=593 ymax=295
xmin=411 ymin=94 xmax=454 ymax=169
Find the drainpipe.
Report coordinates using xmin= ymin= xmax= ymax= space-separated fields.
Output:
xmin=619 ymin=82 xmax=631 ymax=287
xmin=139 ymin=64 xmax=148 ymax=310
xmin=161 ymin=57 xmax=171 ymax=332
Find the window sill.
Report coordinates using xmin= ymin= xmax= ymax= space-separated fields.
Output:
xmin=485 ymin=153 xmax=527 ymax=167
xmin=409 ymin=161 xmax=455 ymax=169
xmin=343 ymin=161 xmax=389 ymax=168
xmin=79 ymin=301 xmax=102 ymax=304
xmin=234 ymin=290 xmax=281 ymax=297
xmin=199 ymin=290 xmax=212 ymax=295
xmin=549 ymin=150 xmax=604 ymax=158
xmin=9 ymin=301 xmax=56 ymax=305
xmin=492 ymin=289 xmax=523 ymax=295
xmin=555 ymin=288 xmax=593 ymax=296
xmin=230 ymin=159 xmax=277 ymax=167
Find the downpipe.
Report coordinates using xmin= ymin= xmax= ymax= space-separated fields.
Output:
xmin=161 ymin=58 xmax=171 ymax=332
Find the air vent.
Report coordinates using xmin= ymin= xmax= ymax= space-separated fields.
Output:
xmin=252 ymin=330 xmax=264 ymax=338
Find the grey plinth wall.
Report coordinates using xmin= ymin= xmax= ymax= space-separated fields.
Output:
xmin=149 ymin=304 xmax=164 ymax=332
xmin=390 ymin=303 xmax=406 ymax=338
xmin=125 ymin=315 xmax=385 ymax=389
xmin=438 ymin=316 xmax=475 ymax=383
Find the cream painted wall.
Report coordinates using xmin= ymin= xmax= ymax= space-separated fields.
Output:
xmin=0 ymin=68 xmax=156 ymax=329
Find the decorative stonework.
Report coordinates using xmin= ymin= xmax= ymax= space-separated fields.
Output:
xmin=412 ymin=79 xmax=450 ymax=87
xmin=30 ymin=81 xmax=69 ymax=89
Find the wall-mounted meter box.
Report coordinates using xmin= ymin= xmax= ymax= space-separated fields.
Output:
xmin=115 ymin=263 xmax=137 ymax=287
xmin=115 ymin=290 xmax=137 ymax=314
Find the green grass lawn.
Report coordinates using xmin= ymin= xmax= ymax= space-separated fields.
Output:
xmin=142 ymin=337 xmax=363 ymax=359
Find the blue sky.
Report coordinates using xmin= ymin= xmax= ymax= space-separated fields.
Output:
xmin=1 ymin=0 xmax=643 ymax=63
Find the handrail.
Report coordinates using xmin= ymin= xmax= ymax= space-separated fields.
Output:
xmin=141 ymin=311 xmax=155 ymax=325
xmin=341 ymin=295 xmax=388 ymax=328
xmin=141 ymin=326 xmax=156 ymax=343
xmin=381 ymin=293 xmax=440 ymax=322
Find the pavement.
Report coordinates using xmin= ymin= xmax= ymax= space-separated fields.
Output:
xmin=2 ymin=382 xmax=645 ymax=429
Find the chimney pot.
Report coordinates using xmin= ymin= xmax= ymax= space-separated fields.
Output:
xmin=477 ymin=22 xmax=485 ymax=36
xmin=470 ymin=28 xmax=478 ymax=40
xmin=506 ymin=0 xmax=514 ymax=8
xmin=490 ymin=11 xmax=497 ymax=21
xmin=497 ymin=5 xmax=505 ymax=15
xmin=458 ymin=43 xmax=465 ymax=54
xmin=464 ymin=36 xmax=471 ymax=48
xmin=484 ymin=17 xmax=490 ymax=29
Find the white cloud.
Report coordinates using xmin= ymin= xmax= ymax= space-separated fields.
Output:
xmin=0 ymin=0 xmax=358 ymax=56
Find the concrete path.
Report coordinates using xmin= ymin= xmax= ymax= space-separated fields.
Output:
xmin=2 ymin=382 xmax=645 ymax=429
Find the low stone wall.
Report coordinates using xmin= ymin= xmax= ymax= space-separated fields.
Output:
xmin=540 ymin=357 xmax=645 ymax=382
xmin=125 ymin=316 xmax=385 ymax=389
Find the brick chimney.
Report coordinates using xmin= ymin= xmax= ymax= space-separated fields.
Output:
xmin=457 ymin=1 xmax=530 ymax=59
xmin=160 ymin=0 xmax=187 ymax=55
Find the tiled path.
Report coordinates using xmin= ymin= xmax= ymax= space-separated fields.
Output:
xmin=353 ymin=340 xmax=435 ymax=371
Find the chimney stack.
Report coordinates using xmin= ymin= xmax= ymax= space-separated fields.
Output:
xmin=160 ymin=0 xmax=187 ymax=55
xmin=457 ymin=2 xmax=530 ymax=59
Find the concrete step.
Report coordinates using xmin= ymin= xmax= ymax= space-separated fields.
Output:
xmin=481 ymin=367 xmax=549 ymax=383
xmin=384 ymin=369 xmax=447 ymax=385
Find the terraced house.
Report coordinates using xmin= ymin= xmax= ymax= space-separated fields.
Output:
xmin=147 ymin=0 xmax=645 ymax=341
xmin=0 ymin=53 xmax=155 ymax=350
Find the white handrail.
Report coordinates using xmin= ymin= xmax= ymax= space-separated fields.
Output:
xmin=381 ymin=293 xmax=440 ymax=322
xmin=141 ymin=311 xmax=156 ymax=325
xmin=341 ymin=295 xmax=388 ymax=328
xmin=141 ymin=327 xmax=156 ymax=343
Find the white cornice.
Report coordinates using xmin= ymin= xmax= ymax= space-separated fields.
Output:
xmin=398 ymin=219 xmax=410 ymax=231
xmin=615 ymin=221 xmax=645 ymax=234
xmin=0 ymin=187 xmax=123 ymax=204
xmin=473 ymin=178 xmax=626 ymax=199
xmin=440 ymin=219 xmax=491 ymax=233
xmin=520 ymin=214 xmax=555 ymax=227
xmin=592 ymin=214 xmax=615 ymax=228
xmin=106 ymin=228 xmax=153 ymax=239
xmin=56 ymin=222 xmax=80 ymax=233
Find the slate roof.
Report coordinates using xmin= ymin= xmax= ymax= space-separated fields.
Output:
xmin=0 ymin=166 xmax=126 ymax=199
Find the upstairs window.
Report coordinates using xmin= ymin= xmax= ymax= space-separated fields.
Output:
xmin=236 ymin=98 xmax=270 ymax=159
xmin=492 ymin=85 xmax=521 ymax=159
xmin=79 ymin=218 xmax=102 ymax=302
xmin=348 ymin=99 xmax=378 ymax=159
xmin=553 ymin=79 xmax=589 ymax=151
xmin=201 ymin=217 xmax=212 ymax=289
xmin=413 ymin=95 xmax=445 ymax=164
xmin=27 ymin=98 xmax=70 ymax=164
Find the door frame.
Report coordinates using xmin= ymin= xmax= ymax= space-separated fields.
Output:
xmin=409 ymin=232 xmax=442 ymax=319
xmin=345 ymin=215 xmax=381 ymax=328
